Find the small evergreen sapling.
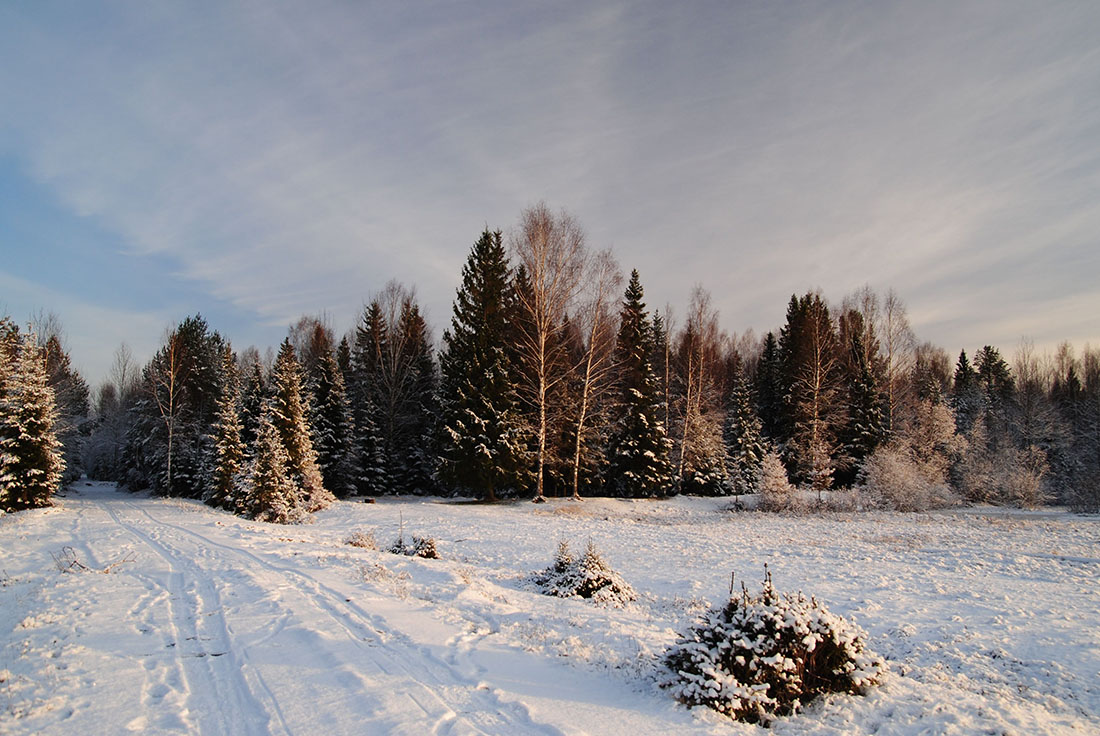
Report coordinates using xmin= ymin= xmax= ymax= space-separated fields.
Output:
xmin=529 ymin=540 xmax=636 ymax=606
xmin=661 ymin=569 xmax=886 ymax=724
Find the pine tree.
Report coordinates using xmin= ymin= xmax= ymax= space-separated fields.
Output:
xmin=605 ymin=270 xmax=674 ymax=497
xmin=437 ymin=229 xmax=529 ymax=500
xmin=269 ymin=340 xmax=332 ymax=511
xmin=206 ymin=346 xmax=245 ymax=511
xmin=0 ymin=332 xmax=65 ymax=512
xmin=723 ymin=371 xmax=766 ymax=495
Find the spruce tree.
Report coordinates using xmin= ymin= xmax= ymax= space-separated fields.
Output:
xmin=206 ymin=346 xmax=245 ymax=511
xmin=0 ymin=332 xmax=65 ymax=512
xmin=754 ymin=332 xmax=784 ymax=442
xmin=840 ymin=327 xmax=885 ymax=484
xmin=723 ymin=371 xmax=766 ymax=495
xmin=246 ymin=406 xmax=301 ymax=523
xmin=437 ymin=229 xmax=529 ymax=500
xmin=604 ymin=270 xmax=674 ymax=497
xmin=309 ymin=349 xmax=357 ymax=498
xmin=269 ymin=340 xmax=332 ymax=511
xmin=240 ymin=360 xmax=267 ymax=449
xmin=350 ymin=301 xmax=390 ymax=493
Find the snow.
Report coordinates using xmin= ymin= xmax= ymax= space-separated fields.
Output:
xmin=2 ymin=482 xmax=1099 ymax=734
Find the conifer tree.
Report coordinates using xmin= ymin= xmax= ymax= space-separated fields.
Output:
xmin=240 ymin=360 xmax=267 ymax=449
xmin=206 ymin=346 xmax=245 ymax=511
xmin=42 ymin=333 xmax=89 ymax=483
xmin=723 ymin=371 xmax=766 ymax=495
xmin=246 ymin=407 xmax=301 ymax=523
xmin=839 ymin=325 xmax=885 ymax=483
xmin=0 ymin=332 xmax=65 ymax=511
xmin=308 ymin=349 xmax=357 ymax=498
xmin=779 ymin=292 xmax=844 ymax=493
xmin=754 ymin=332 xmax=784 ymax=441
xmin=437 ymin=229 xmax=529 ymax=500
xmin=350 ymin=300 xmax=391 ymax=493
xmin=605 ymin=270 xmax=674 ymax=497
xmin=269 ymin=340 xmax=332 ymax=511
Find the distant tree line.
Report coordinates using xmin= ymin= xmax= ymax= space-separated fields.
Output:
xmin=4 ymin=203 xmax=1098 ymax=518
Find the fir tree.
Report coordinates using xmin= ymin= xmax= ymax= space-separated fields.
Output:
xmin=0 ymin=332 xmax=65 ymax=512
xmin=269 ymin=340 xmax=332 ymax=511
xmin=42 ymin=333 xmax=89 ymax=483
xmin=206 ymin=346 xmax=245 ymax=511
xmin=723 ymin=371 xmax=766 ymax=495
xmin=437 ymin=229 xmax=529 ymax=500
xmin=605 ymin=270 xmax=674 ymax=497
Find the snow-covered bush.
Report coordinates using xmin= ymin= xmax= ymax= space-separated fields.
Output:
xmin=858 ymin=444 xmax=954 ymax=511
xmin=344 ymin=530 xmax=377 ymax=549
xmin=529 ymin=540 xmax=636 ymax=607
xmin=389 ymin=535 xmax=438 ymax=559
xmin=660 ymin=570 xmax=886 ymax=724
xmin=758 ymin=450 xmax=799 ymax=512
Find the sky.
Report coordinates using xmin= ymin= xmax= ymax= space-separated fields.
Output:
xmin=2 ymin=1 xmax=1098 ymax=387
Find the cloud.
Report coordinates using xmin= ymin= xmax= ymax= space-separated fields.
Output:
xmin=1 ymin=0 xmax=1097 ymax=370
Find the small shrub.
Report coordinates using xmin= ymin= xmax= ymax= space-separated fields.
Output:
xmin=344 ymin=530 xmax=378 ymax=550
xmin=660 ymin=569 xmax=886 ymax=724
xmin=529 ymin=540 xmax=636 ymax=607
xmin=389 ymin=535 xmax=439 ymax=559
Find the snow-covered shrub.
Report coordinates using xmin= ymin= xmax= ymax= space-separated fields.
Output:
xmin=660 ymin=570 xmax=886 ymax=724
xmin=758 ymin=450 xmax=798 ymax=512
xmin=345 ymin=530 xmax=377 ymax=549
xmin=530 ymin=540 xmax=636 ymax=607
xmin=858 ymin=444 xmax=954 ymax=511
xmin=389 ymin=535 xmax=439 ymax=559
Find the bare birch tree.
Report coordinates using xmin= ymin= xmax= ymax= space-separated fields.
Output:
xmin=568 ymin=249 xmax=622 ymax=499
xmin=510 ymin=203 xmax=588 ymax=502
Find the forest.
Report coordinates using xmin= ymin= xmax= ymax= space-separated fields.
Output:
xmin=3 ymin=203 xmax=1098 ymax=519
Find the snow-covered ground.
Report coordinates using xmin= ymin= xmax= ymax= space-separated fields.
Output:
xmin=2 ymin=482 xmax=1098 ymax=735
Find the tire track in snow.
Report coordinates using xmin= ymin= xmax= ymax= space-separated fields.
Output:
xmin=125 ymin=501 xmax=565 ymax=736
xmin=99 ymin=500 xmax=282 ymax=736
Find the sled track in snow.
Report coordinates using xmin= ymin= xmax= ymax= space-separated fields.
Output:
xmin=103 ymin=497 xmax=562 ymax=736
xmin=98 ymin=501 xmax=283 ymax=735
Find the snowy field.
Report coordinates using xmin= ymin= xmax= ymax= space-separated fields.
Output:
xmin=2 ymin=482 xmax=1098 ymax=735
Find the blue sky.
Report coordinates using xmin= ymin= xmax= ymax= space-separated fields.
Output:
xmin=2 ymin=1 xmax=1098 ymax=386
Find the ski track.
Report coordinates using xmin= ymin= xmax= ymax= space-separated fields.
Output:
xmin=98 ymin=500 xmax=279 ymax=736
xmin=101 ymin=495 xmax=562 ymax=736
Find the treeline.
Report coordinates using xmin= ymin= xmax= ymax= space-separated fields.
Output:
xmin=3 ymin=204 xmax=1099 ymax=517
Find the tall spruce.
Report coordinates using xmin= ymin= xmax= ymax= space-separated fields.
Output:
xmin=723 ymin=370 xmax=766 ymax=495
xmin=309 ymin=349 xmax=357 ymax=498
xmin=350 ymin=301 xmax=390 ymax=494
xmin=780 ymin=292 xmax=843 ymax=492
xmin=0 ymin=330 xmax=66 ymax=511
xmin=604 ymin=270 xmax=674 ymax=497
xmin=206 ymin=346 xmax=245 ymax=511
xmin=437 ymin=229 xmax=529 ymax=500
xmin=269 ymin=340 xmax=332 ymax=511
xmin=246 ymin=406 xmax=301 ymax=523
